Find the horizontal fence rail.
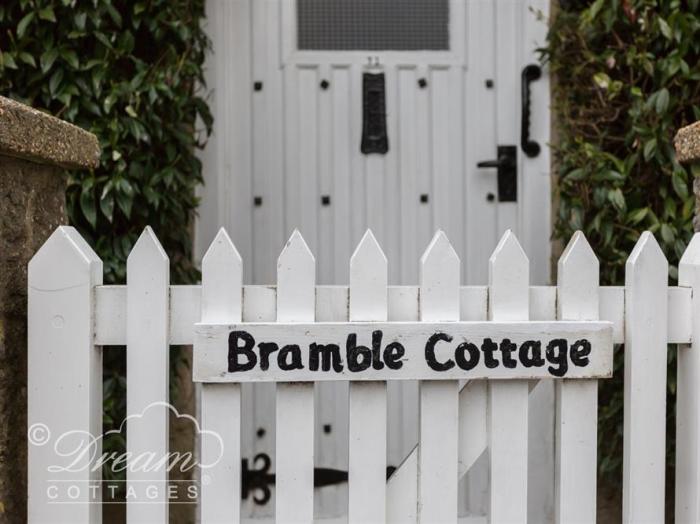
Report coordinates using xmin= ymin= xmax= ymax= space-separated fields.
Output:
xmin=28 ymin=225 xmax=700 ymax=524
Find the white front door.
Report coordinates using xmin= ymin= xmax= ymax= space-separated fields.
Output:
xmin=198 ymin=0 xmax=551 ymax=518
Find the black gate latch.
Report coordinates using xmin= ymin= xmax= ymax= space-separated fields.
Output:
xmin=242 ymin=453 xmax=396 ymax=506
xmin=477 ymin=145 xmax=517 ymax=202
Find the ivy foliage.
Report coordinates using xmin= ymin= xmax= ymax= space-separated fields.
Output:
xmin=543 ymin=0 xmax=700 ymax=489
xmin=0 ymin=0 xmax=212 ymax=284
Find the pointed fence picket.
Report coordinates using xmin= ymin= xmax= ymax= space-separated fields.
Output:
xmin=126 ymin=227 xmax=170 ymax=524
xmin=348 ymin=231 xmax=388 ymax=523
xmin=275 ymin=230 xmax=316 ymax=523
xmin=555 ymin=232 xmax=599 ymax=523
xmin=200 ymin=228 xmax=242 ymax=523
xmin=488 ymin=231 xmax=529 ymax=523
xmin=418 ymin=231 xmax=460 ymax=523
xmin=27 ymin=225 xmax=700 ymax=524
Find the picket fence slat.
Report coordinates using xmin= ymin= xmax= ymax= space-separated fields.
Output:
xmin=125 ymin=227 xmax=170 ymax=524
xmin=28 ymin=227 xmax=103 ymax=523
xmin=555 ymin=232 xmax=598 ymax=523
xmin=348 ymin=231 xmax=388 ymax=524
xmin=418 ymin=231 xmax=460 ymax=523
xmin=488 ymin=231 xmax=529 ymax=524
xmin=623 ymin=232 xmax=668 ymax=523
xmin=200 ymin=229 xmax=242 ymax=523
xmin=677 ymin=233 xmax=700 ymax=523
xmin=275 ymin=230 xmax=315 ymax=523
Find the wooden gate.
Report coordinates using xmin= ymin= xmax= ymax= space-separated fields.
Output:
xmin=28 ymin=225 xmax=700 ymax=523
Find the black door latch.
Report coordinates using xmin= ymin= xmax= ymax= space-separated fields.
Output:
xmin=477 ymin=145 xmax=517 ymax=202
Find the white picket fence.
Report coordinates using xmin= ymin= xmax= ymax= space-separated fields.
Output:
xmin=27 ymin=225 xmax=700 ymax=523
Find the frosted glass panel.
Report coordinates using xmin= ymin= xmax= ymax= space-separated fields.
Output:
xmin=297 ymin=0 xmax=449 ymax=51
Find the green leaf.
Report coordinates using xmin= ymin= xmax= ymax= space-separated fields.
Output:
xmin=660 ymin=223 xmax=674 ymax=244
xmin=655 ymin=88 xmax=670 ymax=114
xmin=49 ymin=69 xmax=64 ymax=96
xmin=40 ymin=48 xmax=59 ymax=73
xmin=672 ymin=171 xmax=689 ymax=199
xmin=17 ymin=12 xmax=34 ymax=38
xmin=60 ymin=49 xmax=80 ymax=69
xmin=0 ymin=51 xmax=17 ymax=69
xmin=18 ymin=52 xmax=36 ymax=67
xmin=608 ymin=188 xmax=626 ymax=211
xmin=658 ymin=18 xmax=672 ymax=40
xmin=643 ymin=138 xmax=657 ymax=161
xmin=628 ymin=208 xmax=649 ymax=225
xmin=80 ymin=186 xmax=97 ymax=228
xmin=115 ymin=190 xmax=133 ymax=219
xmin=38 ymin=7 xmax=56 ymax=22
xmin=100 ymin=194 xmax=115 ymax=222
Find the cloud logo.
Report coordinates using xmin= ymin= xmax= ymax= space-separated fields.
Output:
xmin=38 ymin=401 xmax=224 ymax=475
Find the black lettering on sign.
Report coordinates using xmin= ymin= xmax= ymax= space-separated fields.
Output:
xmin=384 ymin=342 xmax=405 ymax=370
xmin=279 ymin=345 xmax=304 ymax=371
xmin=425 ymin=333 xmax=455 ymax=371
xmin=546 ymin=339 xmax=568 ymax=377
xmin=455 ymin=342 xmax=480 ymax=370
xmin=519 ymin=340 xmax=545 ymax=368
xmin=309 ymin=343 xmax=343 ymax=372
xmin=571 ymin=339 xmax=591 ymax=367
xmin=346 ymin=334 xmax=372 ymax=372
xmin=225 ymin=328 xmax=596 ymax=378
xmin=481 ymin=338 xmax=499 ymax=369
xmin=229 ymin=331 xmax=257 ymax=372
xmin=500 ymin=339 xmax=518 ymax=369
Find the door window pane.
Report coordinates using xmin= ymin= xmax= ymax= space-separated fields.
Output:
xmin=297 ymin=0 xmax=449 ymax=51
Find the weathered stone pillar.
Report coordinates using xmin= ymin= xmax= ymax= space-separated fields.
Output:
xmin=0 ymin=96 xmax=99 ymax=523
xmin=675 ymin=121 xmax=700 ymax=231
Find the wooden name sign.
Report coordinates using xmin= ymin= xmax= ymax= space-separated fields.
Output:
xmin=193 ymin=321 xmax=613 ymax=383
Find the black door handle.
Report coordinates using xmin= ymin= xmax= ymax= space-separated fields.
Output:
xmin=477 ymin=155 xmax=515 ymax=169
xmin=521 ymin=64 xmax=541 ymax=158
xmin=476 ymin=145 xmax=517 ymax=202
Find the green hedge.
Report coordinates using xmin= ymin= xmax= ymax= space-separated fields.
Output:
xmin=0 ymin=0 xmax=211 ymax=284
xmin=0 ymin=0 xmax=211 ymax=487
xmin=544 ymin=0 xmax=700 ymax=492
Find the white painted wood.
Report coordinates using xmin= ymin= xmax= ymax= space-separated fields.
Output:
xmin=275 ymin=230 xmax=315 ymax=523
xmin=348 ymin=230 xmax=388 ymax=524
xmin=488 ymin=230 xmax=529 ymax=524
xmin=195 ymin=0 xmax=252 ymax=279
xmin=200 ymin=229 xmax=242 ymax=523
xmin=126 ymin=227 xmax=170 ymax=524
xmin=418 ymin=231 xmax=460 ymax=523
xmin=555 ymin=232 xmax=598 ymax=523
xmin=677 ymin=233 xmax=700 ymax=523
xmin=94 ymin=284 xmax=692 ymax=347
xmin=623 ymin=232 xmax=668 ymax=523
xmin=387 ymin=450 xmax=419 ymax=524
xmin=28 ymin=227 xmax=102 ymax=524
